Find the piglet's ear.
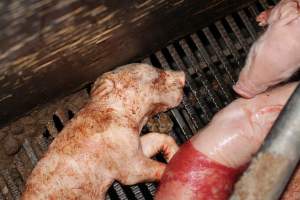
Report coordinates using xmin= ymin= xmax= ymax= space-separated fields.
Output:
xmin=91 ymin=77 xmax=115 ymax=98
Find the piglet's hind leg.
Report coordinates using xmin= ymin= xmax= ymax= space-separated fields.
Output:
xmin=141 ymin=133 xmax=179 ymax=162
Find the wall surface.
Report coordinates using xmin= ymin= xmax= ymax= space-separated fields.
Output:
xmin=0 ymin=0 xmax=255 ymax=127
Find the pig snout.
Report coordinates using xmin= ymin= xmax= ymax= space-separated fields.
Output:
xmin=233 ymin=78 xmax=267 ymax=99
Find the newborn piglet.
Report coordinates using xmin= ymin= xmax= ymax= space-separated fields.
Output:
xmin=21 ymin=63 xmax=185 ymax=200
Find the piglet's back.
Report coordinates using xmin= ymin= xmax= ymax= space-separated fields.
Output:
xmin=21 ymin=105 xmax=116 ymax=200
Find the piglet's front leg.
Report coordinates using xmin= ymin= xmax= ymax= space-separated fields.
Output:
xmin=141 ymin=132 xmax=179 ymax=162
xmin=116 ymin=133 xmax=179 ymax=185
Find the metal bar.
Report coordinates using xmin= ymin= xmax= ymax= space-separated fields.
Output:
xmin=130 ymin=185 xmax=146 ymax=200
xmin=201 ymin=27 xmax=236 ymax=85
xmin=225 ymin=15 xmax=250 ymax=52
xmin=179 ymin=39 xmax=223 ymax=110
xmin=0 ymin=176 xmax=12 ymax=200
xmin=238 ymin=10 xmax=257 ymax=40
xmin=154 ymin=51 xmax=169 ymax=69
xmin=1 ymin=170 xmax=21 ymax=200
xmin=30 ymin=139 xmax=44 ymax=160
xmin=170 ymin=109 xmax=192 ymax=142
xmin=138 ymin=183 xmax=156 ymax=199
xmin=10 ymin=169 xmax=24 ymax=196
xmin=181 ymin=96 xmax=202 ymax=134
xmin=154 ymin=51 xmax=201 ymax=131
xmin=22 ymin=139 xmax=38 ymax=166
xmin=46 ymin=121 xmax=58 ymax=138
xmin=167 ymin=44 xmax=212 ymax=122
xmin=13 ymin=155 xmax=28 ymax=181
xmin=54 ymin=109 xmax=69 ymax=125
xmin=112 ymin=182 xmax=129 ymax=200
xmin=144 ymin=183 xmax=156 ymax=197
xmin=35 ymin=135 xmax=50 ymax=152
xmin=214 ymin=21 xmax=241 ymax=64
xmin=191 ymin=32 xmax=234 ymax=102
xmin=181 ymin=109 xmax=197 ymax=135
xmin=230 ymin=84 xmax=300 ymax=200
xmin=248 ymin=4 xmax=260 ymax=17
xmin=107 ymin=186 xmax=120 ymax=200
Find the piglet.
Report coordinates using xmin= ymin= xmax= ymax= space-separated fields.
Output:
xmin=155 ymin=82 xmax=298 ymax=200
xmin=21 ymin=63 xmax=185 ymax=200
xmin=233 ymin=0 xmax=300 ymax=98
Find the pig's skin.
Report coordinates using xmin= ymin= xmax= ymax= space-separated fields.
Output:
xmin=233 ymin=0 xmax=300 ymax=98
xmin=21 ymin=64 xmax=185 ymax=200
xmin=155 ymin=82 xmax=298 ymax=200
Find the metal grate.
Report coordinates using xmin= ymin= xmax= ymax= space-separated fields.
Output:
xmin=0 ymin=0 xmax=278 ymax=199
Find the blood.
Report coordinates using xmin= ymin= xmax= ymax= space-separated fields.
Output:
xmin=156 ymin=141 xmax=246 ymax=200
